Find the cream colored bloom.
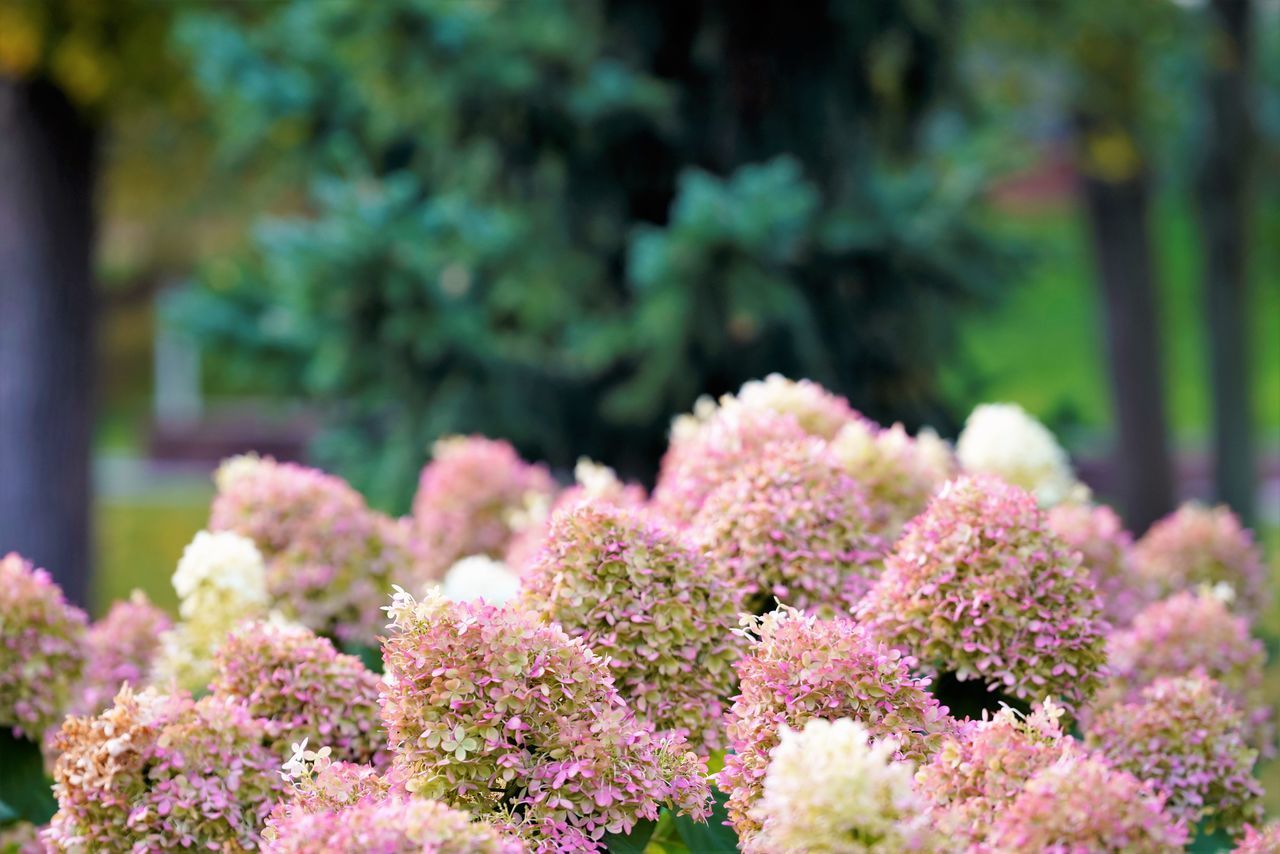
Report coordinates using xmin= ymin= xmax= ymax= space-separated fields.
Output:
xmin=748 ymin=718 xmax=940 ymax=853
xmin=440 ymin=555 xmax=521 ymax=605
xmin=956 ymin=403 xmax=1080 ymax=506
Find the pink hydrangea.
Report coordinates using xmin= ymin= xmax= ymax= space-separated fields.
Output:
xmin=652 ymin=404 xmax=809 ymax=525
xmin=1234 ymin=823 xmax=1280 ymax=853
xmin=980 ymin=753 xmax=1187 ymax=852
xmin=71 ymin=590 xmax=171 ymax=718
xmin=412 ymin=436 xmax=556 ymax=570
xmin=211 ymin=620 xmax=386 ymax=767
xmin=47 ymin=686 xmax=286 ymax=851
xmin=0 ymin=821 xmax=44 ymax=854
xmin=1047 ymin=501 xmax=1153 ymax=625
xmin=504 ymin=459 xmax=646 ymax=575
xmin=915 ymin=701 xmax=1072 ymax=845
xmin=692 ymin=438 xmax=885 ymax=616
xmin=380 ymin=590 xmax=711 ymax=849
xmin=1100 ymin=589 xmax=1271 ymax=754
xmin=1132 ymin=503 xmax=1268 ymax=619
xmin=1086 ymin=674 xmax=1264 ymax=835
xmin=211 ymin=454 xmax=417 ymax=645
xmin=0 ymin=552 xmax=87 ymax=739
xmin=520 ymin=504 xmax=738 ymax=752
xmin=264 ymin=796 xmax=525 ymax=854
xmin=717 ymin=608 xmax=951 ymax=844
xmin=856 ymin=475 xmax=1108 ymax=711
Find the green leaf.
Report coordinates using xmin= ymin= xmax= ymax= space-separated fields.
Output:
xmin=0 ymin=728 xmax=57 ymax=826
xmin=674 ymin=790 xmax=738 ymax=853
xmin=604 ymin=817 xmax=658 ymax=854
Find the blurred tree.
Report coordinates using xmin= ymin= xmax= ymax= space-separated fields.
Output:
xmin=0 ymin=0 xmax=178 ymax=604
xmin=172 ymin=0 xmax=1015 ymax=510
xmin=966 ymin=0 xmax=1184 ymax=533
xmin=1197 ymin=0 xmax=1256 ymax=527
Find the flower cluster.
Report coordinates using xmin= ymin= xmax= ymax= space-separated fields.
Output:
xmin=748 ymin=718 xmax=940 ymax=854
xmin=915 ymin=701 xmax=1071 ymax=845
xmin=1086 ymin=674 xmax=1264 ymax=834
xmin=1235 ymin=823 xmax=1280 ymax=853
xmin=731 ymin=373 xmax=864 ymax=438
xmin=692 ymin=438 xmax=884 ymax=615
xmin=275 ymin=738 xmax=391 ymax=818
xmin=0 ymin=822 xmax=43 ymax=854
xmin=521 ymin=504 xmax=739 ymax=751
xmin=265 ymin=796 xmax=525 ymax=854
xmin=1046 ymin=501 xmax=1151 ymax=625
xmin=153 ymin=529 xmax=271 ymax=690
xmin=211 ymin=620 xmax=386 ymax=767
xmin=718 ymin=608 xmax=951 ymax=843
xmin=212 ymin=454 xmax=416 ymax=644
xmin=46 ymin=686 xmax=286 ymax=851
xmin=856 ymin=475 xmax=1107 ymax=711
xmin=71 ymin=590 xmax=171 ymax=718
xmin=0 ymin=552 xmax=87 ymax=739
xmin=1101 ymin=588 xmax=1271 ymax=753
xmin=440 ymin=554 xmax=523 ymax=605
xmin=412 ymin=436 xmax=556 ymax=569
xmin=504 ymin=458 xmax=647 ymax=574
xmin=830 ymin=420 xmax=955 ymax=542
xmin=981 ymin=753 xmax=1187 ymax=852
xmin=380 ymin=589 xmax=711 ymax=849
xmin=1132 ymin=502 xmax=1268 ymax=619
xmin=652 ymin=403 xmax=808 ymax=524
xmin=955 ymin=403 xmax=1081 ymax=506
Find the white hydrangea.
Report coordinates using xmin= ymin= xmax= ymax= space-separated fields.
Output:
xmin=572 ymin=457 xmax=625 ymax=498
xmin=152 ymin=530 xmax=271 ymax=690
xmin=955 ymin=403 xmax=1080 ymax=507
xmin=440 ymin=555 xmax=521 ymax=605
xmin=748 ymin=718 xmax=940 ymax=853
xmin=831 ymin=420 xmax=954 ymax=539
xmin=213 ymin=452 xmax=263 ymax=493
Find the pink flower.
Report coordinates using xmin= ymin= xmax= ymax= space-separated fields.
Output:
xmin=692 ymin=437 xmax=885 ymax=616
xmin=520 ymin=504 xmax=738 ymax=752
xmin=856 ymin=475 xmax=1108 ymax=712
xmin=717 ymin=607 xmax=951 ymax=845
xmin=71 ymin=590 xmax=170 ymax=718
xmin=1047 ymin=501 xmax=1152 ymax=625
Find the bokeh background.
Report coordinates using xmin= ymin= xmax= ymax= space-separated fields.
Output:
xmin=1 ymin=0 xmax=1278 ymax=798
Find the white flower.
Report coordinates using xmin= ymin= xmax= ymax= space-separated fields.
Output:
xmin=956 ymin=403 xmax=1079 ymax=507
xmin=748 ymin=718 xmax=939 ymax=853
xmin=572 ymin=457 xmax=625 ymax=498
xmin=171 ymin=530 xmax=269 ymax=618
xmin=440 ymin=555 xmax=521 ymax=605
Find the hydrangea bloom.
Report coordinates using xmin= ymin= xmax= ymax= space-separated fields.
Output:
xmin=71 ymin=589 xmax=171 ymax=717
xmin=856 ymin=476 xmax=1107 ymax=711
xmin=212 ymin=454 xmax=416 ymax=644
xmin=981 ymin=753 xmax=1187 ymax=852
xmin=748 ymin=718 xmax=940 ymax=854
xmin=1132 ymin=503 xmax=1268 ymax=619
xmin=652 ymin=403 xmax=809 ymax=524
xmin=915 ymin=701 xmax=1072 ymax=845
xmin=47 ymin=686 xmax=286 ymax=851
xmin=718 ymin=608 xmax=951 ymax=843
xmin=1087 ymin=674 xmax=1264 ymax=835
xmin=380 ymin=590 xmax=711 ymax=849
xmin=152 ymin=530 xmax=271 ymax=691
xmin=0 ymin=552 xmax=87 ymax=739
xmin=830 ymin=420 xmax=955 ymax=542
xmin=692 ymin=438 xmax=885 ymax=615
xmin=440 ymin=555 xmax=523 ymax=605
xmin=504 ymin=458 xmax=647 ymax=574
xmin=521 ymin=504 xmax=738 ymax=751
xmin=0 ymin=822 xmax=43 ymax=854
xmin=411 ymin=436 xmax=556 ymax=569
xmin=264 ymin=796 xmax=525 ymax=854
xmin=1234 ymin=823 xmax=1280 ymax=853
xmin=1100 ymin=588 xmax=1270 ymax=753
xmin=731 ymin=373 xmax=863 ymax=438
xmin=1046 ymin=501 xmax=1151 ymax=625
xmin=211 ymin=620 xmax=386 ymax=767
xmin=955 ymin=403 xmax=1080 ymax=506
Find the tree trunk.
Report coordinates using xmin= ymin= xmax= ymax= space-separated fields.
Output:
xmin=1197 ymin=0 xmax=1256 ymax=527
xmin=1076 ymin=150 xmax=1176 ymax=534
xmin=0 ymin=76 xmax=98 ymax=606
